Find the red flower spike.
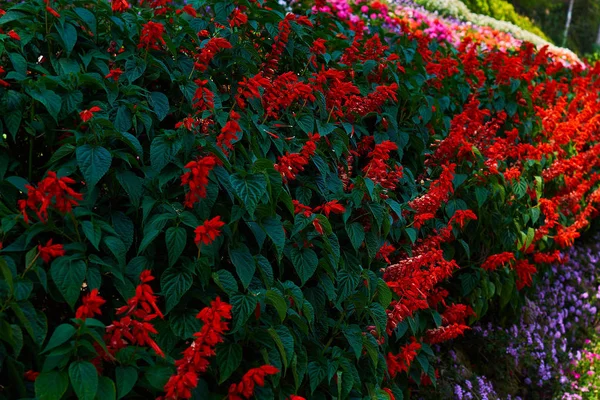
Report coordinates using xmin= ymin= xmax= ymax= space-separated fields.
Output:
xmin=7 ymin=30 xmax=20 ymax=41
xmin=138 ymin=21 xmax=166 ymax=50
xmin=386 ymin=337 xmax=421 ymax=377
xmin=181 ymin=155 xmax=219 ymax=208
xmin=194 ymin=216 xmax=225 ymax=247
xmin=38 ymin=239 xmax=65 ymax=264
xmin=80 ymin=106 xmax=102 ymax=122
xmin=162 ymin=298 xmax=232 ymax=399
xmin=76 ymin=289 xmax=106 ymax=320
xmin=105 ymin=68 xmax=124 ymax=82
xmin=111 ymin=0 xmax=130 ymax=12
xmin=228 ymin=365 xmax=279 ymax=400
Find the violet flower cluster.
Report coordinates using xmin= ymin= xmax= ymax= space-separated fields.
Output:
xmin=429 ymin=235 xmax=600 ymax=399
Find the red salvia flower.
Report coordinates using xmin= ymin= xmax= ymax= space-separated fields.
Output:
xmin=293 ymin=200 xmax=313 ymax=217
xmin=312 ymin=219 xmax=324 ymax=235
xmin=105 ymin=68 xmax=124 ymax=82
xmin=138 ymin=21 xmax=166 ymax=50
xmin=178 ymin=4 xmax=197 ymax=17
xmin=46 ymin=6 xmax=61 ymax=18
xmin=80 ymin=106 xmax=102 ymax=122
xmin=424 ymin=323 xmax=470 ymax=344
xmin=229 ymin=8 xmax=248 ymax=28
xmin=111 ymin=0 xmax=130 ymax=12
xmin=181 ymin=155 xmax=219 ymax=208
xmin=274 ymin=134 xmax=320 ymax=181
xmin=23 ymin=370 xmax=39 ymax=382
xmin=194 ymin=216 xmax=225 ymax=246
xmin=314 ymin=200 xmax=345 ymax=217
xmin=18 ymin=171 xmax=83 ymax=223
xmin=195 ymin=38 xmax=232 ymax=72
xmin=449 ymin=209 xmax=477 ymax=228
xmin=217 ymin=111 xmax=241 ymax=152
xmin=288 ymin=396 xmax=306 ymax=400
xmin=7 ymin=30 xmax=20 ymax=41
xmin=514 ymin=259 xmax=537 ymax=290
xmin=228 ymin=365 xmax=279 ymax=400
xmin=76 ymin=289 xmax=106 ymax=320
xmin=38 ymin=239 xmax=65 ymax=263
xmin=481 ymin=252 xmax=515 ymax=271
xmin=441 ymin=303 xmax=474 ymax=325
xmin=376 ymin=242 xmax=395 ymax=263
xmin=387 ymin=337 xmax=421 ymax=377
xmin=162 ymin=297 xmax=232 ymax=399
xmin=105 ymin=271 xmax=164 ymax=358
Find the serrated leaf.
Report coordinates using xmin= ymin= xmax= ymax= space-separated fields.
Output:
xmin=231 ymin=293 xmax=257 ymax=332
xmin=69 ymin=361 xmax=98 ymax=400
xmin=150 ymin=92 xmax=170 ymax=121
xmin=229 ymin=244 xmax=255 ymax=289
xmin=35 ymin=371 xmax=69 ymax=400
xmin=213 ymin=269 xmax=238 ymax=295
xmin=217 ymin=343 xmax=242 ymax=383
xmin=290 ymin=246 xmax=318 ymax=285
xmin=50 ymin=258 xmax=86 ymax=308
xmin=161 ymin=266 xmax=193 ymax=313
xmin=43 ymin=324 xmax=76 ymax=353
xmin=343 ymin=325 xmax=363 ymax=359
xmin=76 ymin=145 xmax=112 ymax=188
xmin=345 ymin=222 xmax=365 ymax=251
xmin=165 ymin=227 xmax=187 ymax=267
xmin=230 ymin=173 xmax=267 ymax=217
xmin=116 ymin=366 xmax=137 ymax=399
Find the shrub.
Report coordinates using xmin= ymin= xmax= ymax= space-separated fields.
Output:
xmin=461 ymin=0 xmax=549 ymax=41
xmin=0 ymin=0 xmax=599 ymax=399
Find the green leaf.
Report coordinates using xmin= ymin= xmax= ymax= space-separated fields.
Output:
xmin=150 ymin=136 xmax=172 ymax=173
xmin=104 ymin=236 xmax=127 ymax=267
xmin=170 ymin=309 xmax=201 ymax=338
xmin=76 ymin=145 xmax=112 ymax=188
xmin=115 ymin=106 xmax=132 ymax=133
xmin=217 ymin=343 xmax=243 ymax=383
xmin=57 ymin=22 xmax=78 ymax=56
xmin=28 ymin=88 xmax=62 ymax=121
xmin=343 ymin=325 xmax=363 ymax=359
xmin=307 ymin=361 xmax=326 ymax=394
xmin=116 ymin=366 xmax=137 ymax=399
xmin=116 ymin=171 xmax=143 ymax=207
xmin=229 ymin=244 xmax=255 ymax=289
xmin=9 ymin=52 xmax=27 ymax=76
xmin=376 ymin=279 xmax=392 ymax=309
xmin=262 ymin=216 xmax=285 ymax=258
xmin=297 ymin=114 xmax=315 ymax=134
xmin=475 ymin=187 xmax=489 ymax=208
xmin=125 ymin=58 xmax=147 ymax=83
xmin=290 ymin=247 xmax=318 ymax=285
xmin=11 ymin=301 xmax=47 ymax=344
xmin=213 ymin=269 xmax=238 ymax=296
xmin=35 ymin=371 xmax=69 ymax=400
xmin=345 ymin=222 xmax=365 ymax=251
xmin=230 ymin=173 xmax=267 ymax=217
xmin=268 ymin=325 xmax=294 ymax=369
xmin=82 ymin=220 xmax=102 ymax=251
xmin=75 ymin=8 xmax=97 ymax=36
xmin=161 ymin=266 xmax=193 ymax=313
xmin=50 ymin=258 xmax=86 ymax=308
xmin=231 ymin=293 xmax=257 ymax=332
xmin=150 ymin=92 xmax=170 ymax=121
xmin=266 ymin=290 xmax=287 ymax=322
xmin=43 ymin=324 xmax=76 ymax=353
xmin=69 ymin=361 xmax=98 ymax=400
xmin=460 ymin=272 xmax=479 ymax=296
xmin=165 ymin=227 xmax=187 ymax=267
xmin=96 ymin=376 xmax=116 ymax=400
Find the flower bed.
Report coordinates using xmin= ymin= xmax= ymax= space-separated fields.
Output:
xmin=0 ymin=0 xmax=599 ymax=399
xmin=420 ymin=232 xmax=600 ymax=399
